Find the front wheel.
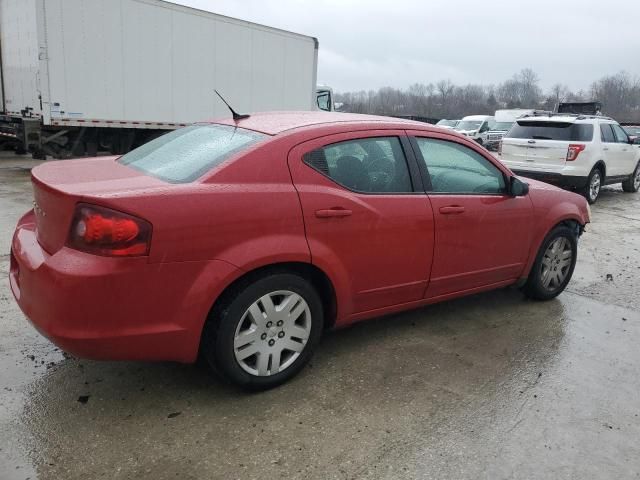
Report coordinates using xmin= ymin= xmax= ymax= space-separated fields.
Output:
xmin=201 ymin=273 xmax=323 ymax=390
xmin=522 ymin=225 xmax=578 ymax=301
xmin=622 ymin=162 xmax=640 ymax=193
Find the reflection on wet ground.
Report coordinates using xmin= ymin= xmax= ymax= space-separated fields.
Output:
xmin=1 ymin=154 xmax=639 ymax=479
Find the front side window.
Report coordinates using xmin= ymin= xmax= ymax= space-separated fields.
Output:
xmin=303 ymin=137 xmax=413 ymax=193
xmin=118 ymin=124 xmax=267 ymax=183
xmin=600 ymin=124 xmax=616 ymax=143
xmin=415 ymin=138 xmax=506 ymax=194
xmin=611 ymin=124 xmax=630 ymax=143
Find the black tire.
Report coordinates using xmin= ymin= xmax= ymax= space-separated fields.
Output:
xmin=622 ymin=162 xmax=640 ymax=193
xmin=522 ymin=225 xmax=578 ymax=301
xmin=476 ymin=138 xmax=483 ymax=145
xmin=582 ymin=167 xmax=603 ymax=204
xmin=201 ymin=273 xmax=323 ymax=391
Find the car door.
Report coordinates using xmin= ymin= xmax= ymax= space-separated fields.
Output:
xmin=288 ymin=131 xmax=435 ymax=316
xmin=407 ymin=131 xmax=533 ymax=299
xmin=611 ymin=124 xmax=637 ymax=176
xmin=601 ymin=123 xmax=625 ymax=176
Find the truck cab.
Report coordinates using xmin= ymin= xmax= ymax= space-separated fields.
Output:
xmin=316 ymin=86 xmax=334 ymax=112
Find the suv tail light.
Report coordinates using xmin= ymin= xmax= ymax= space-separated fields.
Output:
xmin=67 ymin=203 xmax=152 ymax=256
xmin=566 ymin=144 xmax=586 ymax=161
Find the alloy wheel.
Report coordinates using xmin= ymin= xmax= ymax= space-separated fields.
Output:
xmin=634 ymin=167 xmax=640 ymax=190
xmin=540 ymin=237 xmax=573 ymax=291
xmin=233 ymin=290 xmax=311 ymax=377
xmin=589 ymin=171 xmax=601 ymax=202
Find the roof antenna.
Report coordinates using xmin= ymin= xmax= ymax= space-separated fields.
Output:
xmin=214 ymin=90 xmax=250 ymax=121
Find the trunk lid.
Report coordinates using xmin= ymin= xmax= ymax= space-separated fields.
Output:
xmin=31 ymin=157 xmax=166 ymax=254
xmin=501 ymin=139 xmax=569 ymax=172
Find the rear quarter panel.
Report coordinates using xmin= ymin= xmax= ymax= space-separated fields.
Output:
xmin=99 ymin=138 xmax=311 ymax=269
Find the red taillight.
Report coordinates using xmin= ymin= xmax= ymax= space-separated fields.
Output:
xmin=67 ymin=203 xmax=152 ymax=256
xmin=566 ymin=144 xmax=586 ymax=161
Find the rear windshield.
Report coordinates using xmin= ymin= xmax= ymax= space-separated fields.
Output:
xmin=506 ymin=121 xmax=594 ymax=141
xmin=118 ymin=124 xmax=267 ymax=183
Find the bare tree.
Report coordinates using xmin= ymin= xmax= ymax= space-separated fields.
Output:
xmin=334 ymin=69 xmax=640 ymax=123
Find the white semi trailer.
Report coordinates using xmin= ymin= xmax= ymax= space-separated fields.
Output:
xmin=0 ymin=0 xmax=332 ymax=158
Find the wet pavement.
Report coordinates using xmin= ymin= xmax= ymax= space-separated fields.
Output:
xmin=1 ymin=152 xmax=639 ymax=479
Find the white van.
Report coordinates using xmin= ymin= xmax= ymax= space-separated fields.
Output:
xmin=454 ymin=115 xmax=494 ymax=145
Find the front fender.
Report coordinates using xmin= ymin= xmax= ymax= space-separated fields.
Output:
xmin=521 ymin=189 xmax=590 ymax=279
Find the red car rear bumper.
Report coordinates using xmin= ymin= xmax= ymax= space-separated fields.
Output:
xmin=10 ymin=211 xmax=240 ymax=363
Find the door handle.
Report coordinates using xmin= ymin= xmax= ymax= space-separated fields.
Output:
xmin=439 ymin=205 xmax=465 ymax=214
xmin=603 ymin=147 xmax=609 ymax=151
xmin=315 ymin=208 xmax=352 ymax=218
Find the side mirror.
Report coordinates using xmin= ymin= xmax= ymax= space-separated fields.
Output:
xmin=510 ymin=176 xmax=529 ymax=197
xmin=629 ymin=135 xmax=639 ymax=145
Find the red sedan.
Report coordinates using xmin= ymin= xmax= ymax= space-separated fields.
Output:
xmin=10 ymin=112 xmax=590 ymax=389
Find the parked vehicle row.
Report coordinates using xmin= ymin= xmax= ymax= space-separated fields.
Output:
xmin=10 ymin=112 xmax=591 ymax=390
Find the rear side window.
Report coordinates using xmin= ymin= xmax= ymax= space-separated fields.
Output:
xmin=118 ymin=125 xmax=267 ymax=183
xmin=600 ymin=124 xmax=616 ymax=143
xmin=611 ymin=124 xmax=630 ymax=143
xmin=506 ymin=122 xmax=594 ymax=142
xmin=303 ymin=137 xmax=413 ymax=193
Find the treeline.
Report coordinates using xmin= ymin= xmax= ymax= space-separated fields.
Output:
xmin=335 ymin=69 xmax=640 ymax=123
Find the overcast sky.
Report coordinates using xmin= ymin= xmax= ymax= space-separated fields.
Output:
xmin=172 ymin=0 xmax=639 ymax=94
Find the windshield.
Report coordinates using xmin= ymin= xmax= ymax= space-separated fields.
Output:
xmin=456 ymin=121 xmax=482 ymax=131
xmin=118 ymin=124 xmax=267 ymax=183
xmin=623 ymin=126 xmax=640 ymax=136
xmin=506 ymin=121 xmax=594 ymax=141
xmin=437 ymin=119 xmax=458 ymax=127
xmin=491 ymin=122 xmax=513 ymax=131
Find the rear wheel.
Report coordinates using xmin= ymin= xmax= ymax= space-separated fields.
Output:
xmin=583 ymin=167 xmax=602 ymax=204
xmin=622 ymin=162 xmax=640 ymax=193
xmin=201 ymin=273 xmax=323 ymax=390
xmin=522 ymin=225 xmax=578 ymax=301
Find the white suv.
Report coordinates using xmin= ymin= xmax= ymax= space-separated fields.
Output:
xmin=499 ymin=114 xmax=640 ymax=203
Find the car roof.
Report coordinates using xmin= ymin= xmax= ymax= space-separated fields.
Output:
xmin=516 ymin=115 xmax=580 ymax=124
xmin=461 ymin=115 xmax=492 ymax=121
xmin=208 ymin=111 xmax=439 ymax=135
